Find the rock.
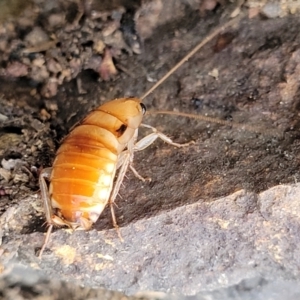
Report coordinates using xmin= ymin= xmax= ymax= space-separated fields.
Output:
xmin=261 ymin=2 xmax=282 ymax=19
xmin=5 ymin=61 xmax=28 ymax=78
xmin=2 ymin=184 xmax=300 ymax=297
xmin=24 ymin=27 xmax=49 ymax=46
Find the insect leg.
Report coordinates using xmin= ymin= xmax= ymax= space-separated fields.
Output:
xmin=110 ymin=151 xmax=131 ymax=203
xmin=129 ymin=164 xmax=150 ymax=182
xmin=127 ymin=124 xmax=193 ymax=181
xmin=110 ymin=149 xmax=131 ymax=204
xmin=109 ymin=150 xmax=131 ymax=240
xmin=117 ymin=149 xmax=149 ymax=181
xmin=135 ymin=123 xmax=194 ymax=151
xmin=109 ymin=124 xmax=192 ymax=234
xmin=109 ymin=132 xmax=138 ymax=239
xmin=38 ymin=224 xmax=53 ymax=259
xmin=39 ymin=167 xmax=53 ymax=224
xmin=38 ymin=167 xmax=54 ymax=258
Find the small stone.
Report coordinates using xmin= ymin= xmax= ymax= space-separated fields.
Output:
xmin=0 ymin=168 xmax=11 ymax=181
xmin=99 ymin=48 xmax=117 ymax=81
xmin=24 ymin=27 xmax=49 ymax=46
xmin=47 ymin=13 xmax=65 ymax=29
xmin=93 ymin=39 xmax=105 ymax=54
xmin=5 ymin=61 xmax=28 ymax=78
xmin=46 ymin=58 xmax=62 ymax=74
xmin=41 ymin=77 xmax=58 ymax=98
xmin=261 ymin=2 xmax=282 ymax=19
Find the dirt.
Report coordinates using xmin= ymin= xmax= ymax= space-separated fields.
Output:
xmin=1 ymin=0 xmax=300 ymax=297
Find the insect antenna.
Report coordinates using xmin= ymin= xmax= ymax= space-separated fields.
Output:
xmin=148 ymin=110 xmax=283 ymax=138
xmin=140 ymin=14 xmax=244 ymax=101
xmin=140 ymin=11 xmax=281 ymax=138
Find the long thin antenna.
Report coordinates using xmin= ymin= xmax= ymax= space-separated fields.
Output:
xmin=148 ymin=110 xmax=282 ymax=138
xmin=140 ymin=14 xmax=243 ymax=101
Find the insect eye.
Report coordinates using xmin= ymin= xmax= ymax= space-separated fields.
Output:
xmin=140 ymin=103 xmax=146 ymax=114
xmin=116 ymin=124 xmax=127 ymax=136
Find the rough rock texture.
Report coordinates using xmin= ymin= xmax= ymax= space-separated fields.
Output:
xmin=2 ymin=184 xmax=300 ymax=298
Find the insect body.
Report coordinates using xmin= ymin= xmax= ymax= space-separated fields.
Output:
xmin=39 ymin=98 xmax=190 ymax=256
xmin=38 ymin=15 xmax=242 ymax=257
xmin=40 ymin=98 xmax=145 ymax=230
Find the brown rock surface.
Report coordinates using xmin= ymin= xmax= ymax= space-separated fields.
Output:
xmin=2 ymin=185 xmax=300 ymax=297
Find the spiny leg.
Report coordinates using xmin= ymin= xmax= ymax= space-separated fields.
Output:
xmin=108 ymin=128 xmax=140 ymax=240
xmin=118 ymin=150 xmax=148 ymax=181
xmin=38 ymin=167 xmax=54 ymax=258
xmin=109 ymin=203 xmax=124 ymax=242
xmin=38 ymin=224 xmax=53 ymax=259
xmin=136 ymin=123 xmax=194 ymax=151
xmin=39 ymin=167 xmax=53 ymax=224
xmin=109 ymin=151 xmax=131 ymax=241
xmin=128 ymin=123 xmax=194 ymax=180
xmin=130 ymin=164 xmax=151 ymax=182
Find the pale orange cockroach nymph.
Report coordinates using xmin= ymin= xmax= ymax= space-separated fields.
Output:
xmin=38 ymin=98 xmax=191 ymax=257
xmin=38 ymin=15 xmax=242 ymax=257
xmin=39 ymin=98 xmax=146 ymax=231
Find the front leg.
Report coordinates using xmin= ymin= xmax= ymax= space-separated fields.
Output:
xmin=134 ymin=123 xmax=194 ymax=151
xmin=129 ymin=123 xmax=194 ymax=180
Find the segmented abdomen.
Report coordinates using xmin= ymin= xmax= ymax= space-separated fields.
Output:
xmin=47 ymin=97 xmax=144 ymax=228
xmin=49 ymin=110 xmax=123 ymax=225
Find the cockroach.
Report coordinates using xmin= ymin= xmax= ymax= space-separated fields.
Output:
xmin=38 ymin=14 xmax=243 ymax=258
